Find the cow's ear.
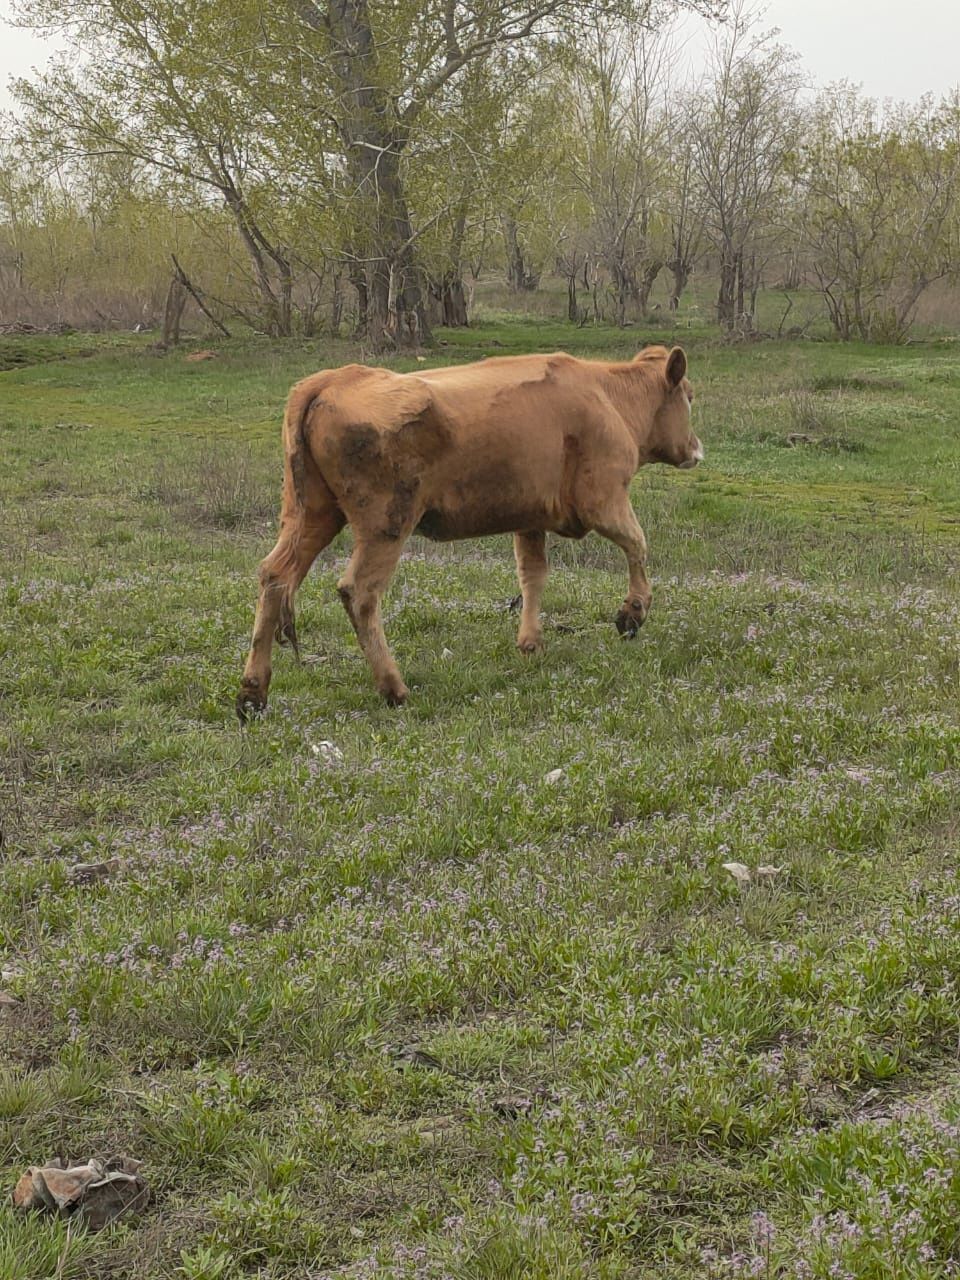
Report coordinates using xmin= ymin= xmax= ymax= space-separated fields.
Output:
xmin=666 ymin=347 xmax=687 ymax=388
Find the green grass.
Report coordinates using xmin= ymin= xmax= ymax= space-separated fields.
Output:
xmin=2 ymin=319 xmax=960 ymax=1278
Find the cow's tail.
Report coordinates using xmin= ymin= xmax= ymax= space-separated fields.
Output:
xmin=267 ymin=374 xmax=335 ymax=652
xmin=282 ymin=373 xmax=328 ymax=516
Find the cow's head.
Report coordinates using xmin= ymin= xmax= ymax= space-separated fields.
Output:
xmin=648 ymin=346 xmax=703 ymax=469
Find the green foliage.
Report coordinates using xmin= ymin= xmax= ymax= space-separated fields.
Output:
xmin=799 ymin=86 xmax=960 ymax=342
xmin=8 ymin=0 xmax=712 ymax=339
xmin=770 ymin=1115 xmax=960 ymax=1276
xmin=3 ymin=2 xmax=957 ymax=344
xmin=0 ymin=1208 xmax=98 ymax=1279
xmin=177 ymin=1246 xmax=237 ymax=1280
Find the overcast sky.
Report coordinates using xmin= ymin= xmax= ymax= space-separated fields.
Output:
xmin=678 ymin=0 xmax=960 ymax=103
xmin=1 ymin=0 xmax=959 ymax=114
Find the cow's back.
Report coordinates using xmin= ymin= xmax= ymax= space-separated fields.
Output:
xmin=303 ymin=354 xmax=633 ymax=540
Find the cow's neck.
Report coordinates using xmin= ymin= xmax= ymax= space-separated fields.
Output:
xmin=602 ymin=364 xmax=663 ymax=466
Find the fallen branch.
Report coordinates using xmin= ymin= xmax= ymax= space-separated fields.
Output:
xmin=170 ymin=255 xmax=231 ymax=338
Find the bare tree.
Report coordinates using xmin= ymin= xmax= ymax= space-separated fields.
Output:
xmin=663 ymin=108 xmax=706 ymax=310
xmin=688 ymin=2 xmax=802 ymax=330
xmin=563 ymin=16 xmax=673 ymax=325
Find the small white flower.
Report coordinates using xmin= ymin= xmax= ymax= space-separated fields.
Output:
xmin=311 ymin=740 xmax=344 ymax=764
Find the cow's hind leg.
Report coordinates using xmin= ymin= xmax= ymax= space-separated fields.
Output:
xmin=588 ymin=494 xmax=652 ymax=639
xmin=238 ymin=493 xmax=345 ymax=721
xmin=513 ymin=531 xmax=548 ymax=653
xmin=273 ymin=508 xmax=343 ymax=658
xmin=337 ymin=535 xmax=409 ymax=705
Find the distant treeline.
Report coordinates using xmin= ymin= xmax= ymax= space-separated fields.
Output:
xmin=3 ymin=0 xmax=959 ymax=345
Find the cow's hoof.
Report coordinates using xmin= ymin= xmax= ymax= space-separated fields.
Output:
xmin=615 ymin=601 xmax=648 ymax=639
xmin=382 ymin=683 xmax=409 ymax=707
xmin=517 ymin=633 xmax=544 ymax=655
xmin=237 ymin=682 xmax=267 ymax=724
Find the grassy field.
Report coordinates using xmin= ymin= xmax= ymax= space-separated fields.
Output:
xmin=2 ymin=317 xmax=960 ymax=1279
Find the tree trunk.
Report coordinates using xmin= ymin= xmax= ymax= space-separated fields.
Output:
xmin=615 ymin=273 xmax=627 ymax=327
xmin=429 ymin=273 xmax=469 ymax=326
xmin=429 ymin=209 xmax=469 ymax=327
xmin=441 ymin=276 xmax=469 ymax=326
xmin=365 ymin=214 xmax=432 ymax=350
xmin=502 ymin=215 xmax=523 ymax=289
xmin=170 ymin=255 xmax=231 ymax=337
xmin=278 ymin=255 xmax=293 ymax=336
xmin=853 ymin=282 xmax=868 ymax=341
xmin=322 ymin=0 xmax=431 ymax=350
xmin=348 ymin=258 xmax=368 ymax=335
xmin=717 ymin=249 xmax=737 ymax=328
xmin=362 ymin=152 xmax=432 ymax=349
xmin=667 ymin=258 xmax=690 ymax=311
xmin=610 ymin=249 xmax=633 ymax=327
xmin=331 ymin=267 xmax=345 ymax=335
xmin=162 ymin=276 xmax=187 ymax=346
xmin=746 ymin=253 xmax=760 ymax=324
xmin=782 ymin=250 xmax=802 ymax=290
xmin=299 ymin=263 xmax=326 ymax=337
xmin=637 ymin=260 xmax=663 ymax=317
xmin=221 ymin=185 xmax=292 ymax=336
xmin=567 ymin=274 xmax=578 ymax=322
xmin=590 ymin=259 xmax=602 ymax=322
xmin=501 ymin=214 xmax=537 ymax=290
xmin=892 ymin=276 xmax=930 ymax=342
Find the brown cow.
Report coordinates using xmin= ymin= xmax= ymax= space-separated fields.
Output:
xmin=237 ymin=344 xmax=701 ymax=718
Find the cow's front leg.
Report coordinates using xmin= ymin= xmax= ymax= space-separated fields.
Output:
xmin=337 ymin=535 xmax=409 ymax=704
xmin=513 ymin=530 xmax=548 ymax=653
xmin=591 ymin=496 xmax=652 ymax=639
